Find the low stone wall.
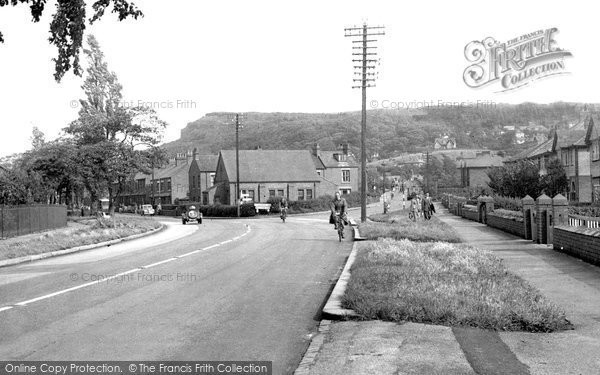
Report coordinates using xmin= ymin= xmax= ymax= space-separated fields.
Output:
xmin=486 ymin=214 xmax=525 ymax=238
xmin=462 ymin=210 xmax=478 ymax=222
xmin=554 ymin=226 xmax=600 ymax=266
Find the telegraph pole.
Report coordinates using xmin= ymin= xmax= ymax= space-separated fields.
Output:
xmin=235 ymin=114 xmax=241 ymax=218
xmin=232 ymin=113 xmax=244 ymax=218
xmin=345 ymin=23 xmax=385 ymax=222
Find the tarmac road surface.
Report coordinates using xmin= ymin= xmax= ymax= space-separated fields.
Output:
xmin=0 ymin=214 xmax=353 ymax=374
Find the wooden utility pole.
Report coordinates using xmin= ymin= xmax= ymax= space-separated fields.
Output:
xmin=234 ymin=114 xmax=242 ymax=218
xmin=345 ymin=23 xmax=385 ymax=222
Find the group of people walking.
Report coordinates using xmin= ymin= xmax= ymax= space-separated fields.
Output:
xmin=410 ymin=192 xmax=434 ymax=220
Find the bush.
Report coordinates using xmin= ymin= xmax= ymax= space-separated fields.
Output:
xmin=494 ymin=196 xmax=523 ymax=211
xmin=490 ymin=209 xmax=524 ymax=221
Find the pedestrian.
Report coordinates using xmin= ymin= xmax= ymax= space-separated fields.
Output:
xmin=422 ymin=192 xmax=432 ymax=220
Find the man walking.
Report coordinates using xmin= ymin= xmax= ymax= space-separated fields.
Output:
xmin=422 ymin=192 xmax=432 ymax=220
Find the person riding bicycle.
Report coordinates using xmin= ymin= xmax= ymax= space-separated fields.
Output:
xmin=329 ymin=192 xmax=348 ymax=235
xmin=279 ymin=197 xmax=288 ymax=216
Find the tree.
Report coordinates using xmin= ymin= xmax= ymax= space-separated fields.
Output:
xmin=65 ymin=34 xmax=167 ymax=214
xmin=30 ymin=127 xmax=46 ymax=150
xmin=0 ymin=0 xmax=143 ymax=81
xmin=487 ymin=160 xmax=542 ymax=198
xmin=540 ymin=158 xmax=568 ymax=197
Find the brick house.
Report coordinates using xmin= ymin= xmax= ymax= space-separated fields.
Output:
xmin=118 ymin=151 xmax=195 ymax=206
xmin=584 ymin=115 xmax=600 ymax=201
xmin=310 ymin=143 xmax=359 ymax=195
xmin=188 ymin=151 xmax=219 ymax=205
xmin=558 ymin=116 xmax=591 ymax=202
xmin=210 ymin=149 xmax=322 ymax=205
xmin=458 ymin=151 xmax=504 ymax=189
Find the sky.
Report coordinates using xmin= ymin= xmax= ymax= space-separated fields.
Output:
xmin=0 ymin=0 xmax=597 ymax=157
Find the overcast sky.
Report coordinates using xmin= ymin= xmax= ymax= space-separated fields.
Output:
xmin=0 ymin=0 xmax=596 ymax=157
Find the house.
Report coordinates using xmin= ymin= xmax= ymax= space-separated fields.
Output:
xmin=188 ymin=150 xmax=219 ymax=205
xmin=507 ymin=111 xmax=593 ymax=202
xmin=558 ymin=115 xmax=591 ymax=202
xmin=117 ymin=150 xmax=196 ymax=206
xmin=210 ymin=149 xmax=323 ymax=205
xmin=505 ymin=131 xmax=557 ymax=174
xmin=434 ymin=136 xmax=456 ymax=149
xmin=458 ymin=151 xmax=504 ymax=189
xmin=310 ymin=143 xmax=359 ymax=195
xmin=584 ymin=115 xmax=600 ymax=201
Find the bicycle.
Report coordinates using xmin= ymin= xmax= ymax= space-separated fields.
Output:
xmin=335 ymin=212 xmax=346 ymax=242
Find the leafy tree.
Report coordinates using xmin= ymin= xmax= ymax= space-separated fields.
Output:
xmin=0 ymin=0 xmax=143 ymax=81
xmin=65 ymin=34 xmax=167 ymax=213
xmin=30 ymin=126 xmax=46 ymax=150
xmin=487 ymin=160 xmax=541 ymax=198
xmin=540 ymin=158 xmax=568 ymax=197
xmin=18 ymin=139 xmax=82 ymax=205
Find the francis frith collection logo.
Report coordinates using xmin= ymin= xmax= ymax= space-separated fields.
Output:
xmin=463 ymin=28 xmax=572 ymax=92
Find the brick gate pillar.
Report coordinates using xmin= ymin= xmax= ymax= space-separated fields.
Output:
xmin=536 ymin=194 xmax=552 ymax=244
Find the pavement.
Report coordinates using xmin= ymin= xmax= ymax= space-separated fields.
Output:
xmin=296 ymin=195 xmax=600 ymax=375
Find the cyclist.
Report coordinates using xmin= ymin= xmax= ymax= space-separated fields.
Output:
xmin=329 ymin=191 xmax=348 ymax=237
xmin=279 ymin=197 xmax=289 ymax=220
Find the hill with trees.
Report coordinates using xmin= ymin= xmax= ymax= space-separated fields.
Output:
xmin=163 ymin=102 xmax=593 ymax=159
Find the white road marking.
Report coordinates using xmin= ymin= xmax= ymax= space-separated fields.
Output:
xmin=1 ymin=225 xmax=251 ymax=313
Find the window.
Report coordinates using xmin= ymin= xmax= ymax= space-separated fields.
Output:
xmin=202 ymin=192 xmax=209 ymax=205
xmin=340 ymin=188 xmax=351 ymax=195
xmin=210 ymin=173 xmax=215 ymax=187
xmin=317 ymin=170 xmax=321 ymax=176
xmin=269 ymin=189 xmax=276 ymax=197
xmin=298 ymin=189 xmax=304 ymax=200
xmin=277 ymin=189 xmax=284 ymax=196
xmin=306 ymin=189 xmax=313 ymax=200
xmin=137 ymin=179 xmax=145 ymax=191
xmin=593 ymin=141 xmax=600 ymax=161
xmin=248 ymin=190 xmax=255 ymax=201
xmin=164 ymin=178 xmax=171 ymax=192
xmin=571 ymin=149 xmax=575 ymax=166
xmin=342 ymin=169 xmax=350 ymax=183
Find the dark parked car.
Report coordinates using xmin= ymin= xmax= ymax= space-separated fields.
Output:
xmin=182 ymin=205 xmax=202 ymax=225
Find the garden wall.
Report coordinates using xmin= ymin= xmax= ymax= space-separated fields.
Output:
xmin=554 ymin=226 xmax=600 ymax=267
xmin=486 ymin=214 xmax=525 ymax=238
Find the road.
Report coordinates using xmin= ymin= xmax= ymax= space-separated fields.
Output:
xmin=0 ymin=213 xmax=353 ymax=374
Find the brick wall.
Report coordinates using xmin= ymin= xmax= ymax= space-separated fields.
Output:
xmin=462 ymin=210 xmax=479 ymax=221
xmin=486 ymin=214 xmax=525 ymax=238
xmin=554 ymin=226 xmax=600 ymax=266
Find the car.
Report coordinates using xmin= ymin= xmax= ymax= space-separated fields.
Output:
xmin=141 ymin=204 xmax=155 ymax=216
xmin=240 ymin=193 xmax=253 ymax=203
xmin=182 ymin=205 xmax=202 ymax=225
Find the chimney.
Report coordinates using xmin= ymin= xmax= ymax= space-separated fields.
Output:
xmin=342 ymin=143 xmax=349 ymax=156
xmin=192 ymin=148 xmax=198 ymax=161
xmin=312 ymin=143 xmax=320 ymax=157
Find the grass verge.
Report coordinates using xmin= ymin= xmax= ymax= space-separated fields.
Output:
xmin=360 ymin=209 xmax=462 ymax=243
xmin=0 ymin=214 xmax=161 ymax=261
xmin=342 ymin=239 xmax=572 ymax=332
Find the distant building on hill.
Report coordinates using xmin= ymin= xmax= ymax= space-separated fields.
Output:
xmin=434 ymin=135 xmax=456 ymax=149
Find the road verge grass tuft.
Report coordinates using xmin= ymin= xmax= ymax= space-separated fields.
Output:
xmin=343 ymin=239 xmax=572 ymax=332
xmin=360 ymin=209 xmax=462 ymax=243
